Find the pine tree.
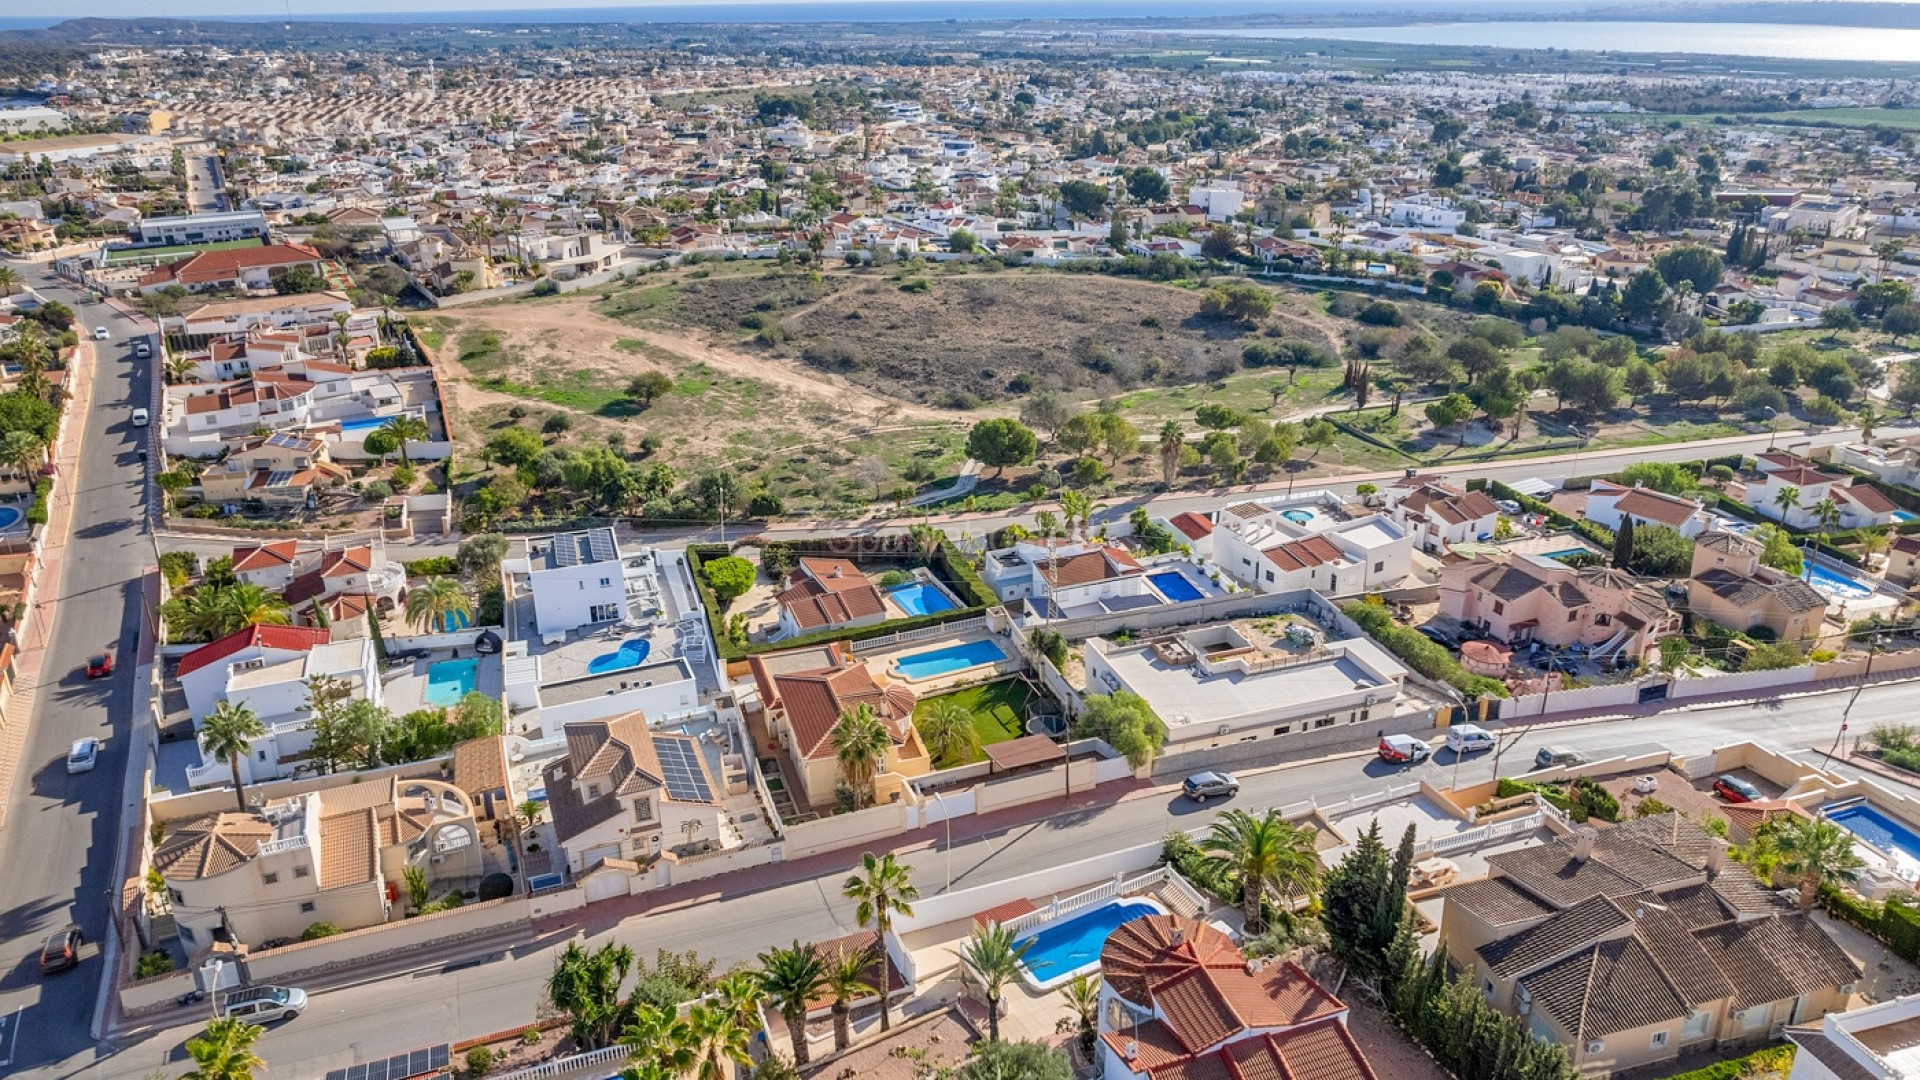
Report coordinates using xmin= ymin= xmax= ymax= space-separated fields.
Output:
xmin=1320 ymin=820 xmax=1397 ymax=981
xmin=1612 ymin=514 xmax=1635 ymax=570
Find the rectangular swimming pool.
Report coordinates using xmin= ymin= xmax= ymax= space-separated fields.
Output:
xmin=892 ymin=639 xmax=1007 ymax=680
xmin=1149 ymin=570 xmax=1205 ymax=604
xmin=887 ymin=581 xmax=959 ymax=617
xmin=1827 ymin=802 xmax=1920 ymax=879
xmin=339 ymin=415 xmax=394 ymax=433
xmin=1017 ymin=900 xmax=1163 ymax=989
xmin=425 ymin=658 xmax=478 ymax=707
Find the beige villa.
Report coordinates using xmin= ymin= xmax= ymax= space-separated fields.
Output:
xmin=745 ymin=642 xmax=931 ymax=810
xmin=1438 ymin=552 xmax=1680 ymax=662
xmin=153 ymin=776 xmax=483 ymax=955
xmin=1437 ymin=815 xmax=1859 ymax=1075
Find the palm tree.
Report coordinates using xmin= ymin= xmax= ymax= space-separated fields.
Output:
xmin=1775 ymin=817 xmax=1865 ymax=911
xmin=907 ymin=522 xmax=944 ymax=566
xmin=685 ymin=1002 xmax=753 ymax=1080
xmin=1058 ymin=490 xmax=1092 ymax=540
xmin=405 ymin=575 xmax=472 ymax=633
xmin=917 ymin=698 xmax=979 ymax=767
xmin=0 ymin=430 xmax=42 ymax=478
xmin=830 ymin=704 xmax=892 ymax=809
xmin=377 ymin=414 xmax=430 ymax=466
xmin=183 ymin=1017 xmax=267 ymax=1080
xmin=712 ymin=970 xmax=764 ymax=1035
xmin=619 ymin=1002 xmax=694 ymax=1077
xmin=822 ymin=942 xmax=876 ymax=1051
xmin=1158 ymin=421 xmax=1185 ymax=487
xmin=1860 ymin=525 xmax=1892 ymax=571
xmin=200 ymin=701 xmax=267 ymax=812
xmin=551 ymin=940 xmax=637 ymax=1050
xmin=11 ymin=321 xmax=50 ymax=397
xmin=156 ymin=467 xmax=195 ymax=512
xmin=958 ymin=922 xmax=1032 ymax=1043
xmin=756 ymin=941 xmax=828 ymax=1067
xmin=166 ymin=352 xmax=198 ymax=384
xmin=1859 ymin=404 xmax=1882 ymax=443
xmin=218 ymin=582 xmax=290 ymax=634
xmin=0 ymin=266 xmax=18 ymax=298
xmin=1058 ymin=974 xmax=1102 ymax=1061
xmin=1808 ymin=495 xmax=1843 ymax=547
xmin=1200 ymin=809 xmax=1321 ymax=934
xmin=517 ymin=798 xmax=544 ymax=836
xmin=843 ymin=852 xmax=918 ymax=1032
xmin=1772 ymin=484 xmax=1801 ymax=526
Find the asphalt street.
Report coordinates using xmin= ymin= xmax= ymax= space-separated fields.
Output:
xmin=34 ymin=678 xmax=1920 ymax=1080
xmin=0 ymin=270 xmax=154 ymax=1073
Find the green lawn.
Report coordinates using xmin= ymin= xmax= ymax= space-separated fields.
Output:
xmin=103 ymin=237 xmax=264 ymax=266
xmin=913 ymin=679 xmax=1041 ymax=767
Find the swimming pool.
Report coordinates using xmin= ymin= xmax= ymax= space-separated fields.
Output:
xmin=425 ymin=658 xmax=478 ymax=707
xmin=0 ymin=506 xmax=22 ymax=530
xmin=1827 ymin=801 xmax=1920 ymax=879
xmin=1016 ymin=899 xmax=1165 ymax=989
xmin=886 ymin=581 xmax=958 ymax=617
xmin=1895 ymin=511 xmax=1920 ymax=524
xmin=1805 ymin=561 xmax=1873 ymax=600
xmin=1280 ymin=508 xmax=1318 ymax=525
xmin=339 ymin=415 xmax=394 ymax=433
xmin=1541 ymin=548 xmax=1593 ymax=561
xmin=1149 ymin=570 xmax=1205 ymax=604
xmin=438 ymin=609 xmax=471 ymax=633
xmin=586 ymin=638 xmax=652 ymax=675
xmin=892 ymin=639 xmax=1007 ymax=681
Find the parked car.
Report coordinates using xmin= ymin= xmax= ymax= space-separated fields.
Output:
xmin=131 ymin=407 xmax=149 ymax=427
xmin=1378 ymin=734 xmax=1432 ymax=764
xmin=66 ymin=737 xmax=98 ymax=774
xmin=1533 ymin=745 xmax=1586 ymax=769
xmin=219 ymin=985 xmax=307 ymax=1023
xmin=92 ymin=326 xmax=110 ymax=341
xmin=38 ymin=925 xmax=83 ymax=973
xmin=1494 ymin=499 xmax=1523 ymax=515
xmin=1713 ymin=774 xmax=1764 ymax=803
xmin=1445 ymin=724 xmax=1496 ymax=754
xmin=1415 ymin=625 xmax=1459 ymax=649
xmin=1182 ymin=772 xmax=1239 ymax=802
xmin=133 ymin=340 xmax=151 ymax=359
xmin=85 ymin=653 xmax=112 ymax=679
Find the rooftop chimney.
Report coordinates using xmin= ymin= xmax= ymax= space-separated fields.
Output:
xmin=1706 ymin=838 xmax=1729 ymax=878
xmin=1571 ymin=828 xmax=1595 ymax=863
xmin=1170 ymin=926 xmax=1185 ymax=947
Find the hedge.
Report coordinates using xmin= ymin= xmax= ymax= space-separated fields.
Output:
xmin=1344 ymin=600 xmax=1507 ymax=698
xmin=1658 ymin=1045 xmax=1793 ymax=1080
xmin=686 ymin=538 xmax=996 ymax=662
xmin=25 ymin=479 xmax=50 ymax=526
xmin=405 ymin=556 xmax=457 ymax=577
xmin=1822 ymin=885 xmax=1920 ymax=961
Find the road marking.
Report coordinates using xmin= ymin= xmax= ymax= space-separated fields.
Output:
xmin=0 ymin=1003 xmax=22 ymax=1066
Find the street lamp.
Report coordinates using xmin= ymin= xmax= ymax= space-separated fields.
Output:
xmin=1762 ymin=407 xmax=1781 ymax=451
xmin=931 ymin=789 xmax=952 ymax=893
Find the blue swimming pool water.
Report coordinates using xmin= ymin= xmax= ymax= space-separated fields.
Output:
xmin=887 ymin=581 xmax=958 ymax=617
xmin=1895 ymin=511 xmax=1919 ymax=524
xmin=1828 ymin=803 xmax=1920 ymax=865
xmin=1149 ymin=570 xmax=1205 ymax=604
xmin=1805 ymin=561 xmax=1873 ymax=600
xmin=340 ymin=415 xmax=393 ymax=433
xmin=438 ymin=609 xmax=471 ymax=633
xmin=894 ymin=639 xmax=1006 ymax=680
xmin=586 ymin=638 xmax=652 ymax=675
xmin=425 ymin=658 xmax=478 ymax=707
xmin=1017 ymin=901 xmax=1160 ymax=985
xmin=1280 ymin=508 xmax=1316 ymax=525
xmin=0 ymin=506 xmax=23 ymax=530
xmin=1542 ymin=548 xmax=1592 ymax=560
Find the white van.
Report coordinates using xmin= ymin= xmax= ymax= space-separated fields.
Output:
xmin=1445 ymin=724 xmax=1496 ymax=754
xmin=219 ymin=985 xmax=307 ymax=1023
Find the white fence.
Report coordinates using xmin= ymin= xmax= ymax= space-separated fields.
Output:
xmin=1420 ymin=811 xmax=1546 ymax=857
xmin=851 ymin=616 xmax=990 ymax=653
xmin=996 ymin=865 xmax=1182 ymax=938
xmin=491 ymin=1044 xmax=631 ymax=1080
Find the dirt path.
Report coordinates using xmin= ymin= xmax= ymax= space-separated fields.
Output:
xmin=449 ymin=296 xmax=954 ymax=424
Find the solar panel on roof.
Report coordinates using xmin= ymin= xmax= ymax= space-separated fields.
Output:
xmin=657 ymin=736 xmax=713 ymax=804
xmin=323 ymin=1045 xmax=449 ymax=1080
xmin=266 ymin=470 xmax=294 ymax=488
xmin=588 ymin=528 xmax=617 ymax=562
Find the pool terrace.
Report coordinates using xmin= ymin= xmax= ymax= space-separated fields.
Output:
xmin=381 ymin=649 xmax=506 ymax=717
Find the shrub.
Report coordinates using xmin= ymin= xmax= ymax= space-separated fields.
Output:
xmin=1640 ymin=1044 xmax=1792 ymax=1080
xmin=135 ymin=950 xmax=175 ymax=979
xmin=465 ymin=1046 xmax=494 ymax=1077
xmin=300 ymin=921 xmax=342 ymax=941
xmin=362 ymin=480 xmax=394 ymax=502
xmin=406 ymin=556 xmax=458 ymax=577
xmin=541 ymin=413 xmax=573 ymax=436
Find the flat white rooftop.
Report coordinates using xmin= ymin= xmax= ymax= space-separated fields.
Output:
xmin=1100 ymin=642 xmax=1390 ymax=728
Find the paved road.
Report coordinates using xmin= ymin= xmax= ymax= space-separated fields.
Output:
xmin=0 ymin=270 xmax=154 ymax=1072
xmin=31 ymin=678 xmax=1920 ymax=1079
xmin=182 ymin=155 xmax=225 ymax=214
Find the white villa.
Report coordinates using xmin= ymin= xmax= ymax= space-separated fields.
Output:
xmin=175 ymin=625 xmax=382 ymax=786
xmin=1212 ymin=499 xmax=1412 ymax=597
xmin=1584 ymin=481 xmax=1714 ymax=539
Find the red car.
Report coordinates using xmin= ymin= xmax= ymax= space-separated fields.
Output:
xmin=84 ymin=653 xmax=112 ymax=679
xmin=1713 ymin=774 xmax=1763 ymax=803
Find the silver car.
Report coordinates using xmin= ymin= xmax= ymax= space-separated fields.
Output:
xmin=1182 ymin=772 xmax=1239 ymax=802
xmin=219 ymin=985 xmax=307 ymax=1023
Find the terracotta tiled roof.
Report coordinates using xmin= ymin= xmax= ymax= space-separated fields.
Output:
xmin=452 ymin=735 xmax=510 ymax=796
xmin=319 ymin=546 xmax=373 ymax=577
xmin=1262 ymin=535 xmax=1344 ymax=573
xmin=1613 ymin=488 xmax=1702 ymax=528
xmin=152 ymin=812 xmax=274 ymax=881
xmin=1101 ymin=914 xmax=1343 ymax=1053
xmin=776 ymin=570 xmax=885 ymax=632
xmin=317 ymin=808 xmax=379 ymax=890
xmin=1835 ymin=482 xmax=1899 ymax=515
xmin=1170 ymin=512 xmax=1215 ymax=540
xmin=176 ymin=624 xmax=330 ymax=678
xmin=232 ymin=540 xmax=298 ymax=571
xmin=774 ymin=660 xmax=916 ymax=761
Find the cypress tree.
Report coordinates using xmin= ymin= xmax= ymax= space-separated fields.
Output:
xmin=1612 ymin=513 xmax=1636 ymax=570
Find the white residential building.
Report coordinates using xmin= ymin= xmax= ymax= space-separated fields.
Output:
xmin=1382 ymin=475 xmax=1502 ymax=553
xmin=1583 ymin=480 xmax=1714 ymax=539
xmin=132 ymin=210 xmax=268 ymax=246
xmin=1788 ymin=993 xmax=1920 ymax=1080
xmin=517 ymin=527 xmax=634 ymax=639
xmin=1211 ymin=500 xmax=1412 ymax=597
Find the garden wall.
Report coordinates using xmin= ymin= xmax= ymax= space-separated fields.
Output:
xmin=1503 ymin=679 xmax=1655 ymax=719
xmin=890 ymin=841 xmax=1165 ymax=934
xmin=1151 ymin=705 xmax=1441 ymax=779
xmin=149 ymin=757 xmax=449 ymax=821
